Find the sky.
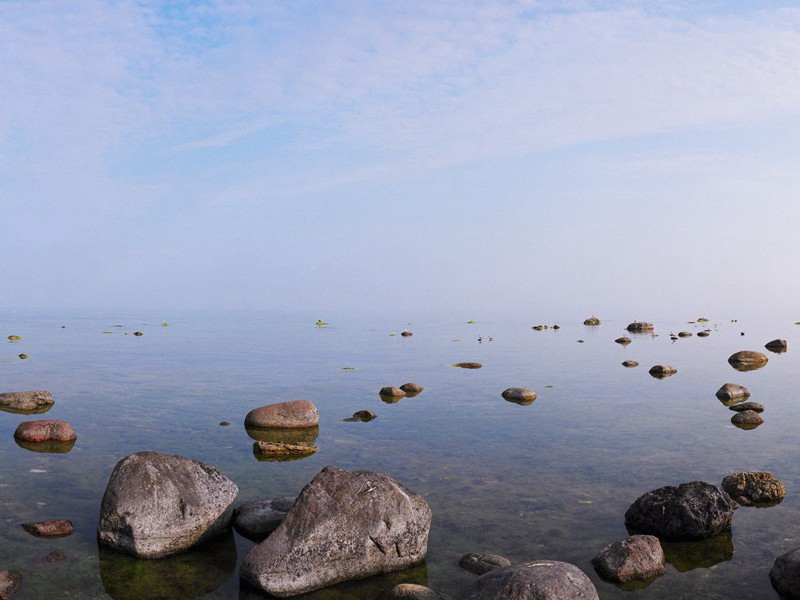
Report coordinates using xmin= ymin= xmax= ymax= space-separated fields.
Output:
xmin=2 ymin=0 xmax=800 ymax=320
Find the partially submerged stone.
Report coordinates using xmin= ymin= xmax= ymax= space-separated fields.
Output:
xmin=591 ymin=535 xmax=665 ymax=583
xmin=621 ymin=360 xmax=639 ymax=368
xmin=387 ymin=583 xmax=450 ymax=599
xmin=0 ymin=391 xmax=54 ymax=413
xmin=241 ymin=465 xmax=431 ymax=597
xmin=98 ymin=451 xmax=238 ymax=559
xmin=245 ymin=426 xmax=318 ymax=446
xmin=21 ymin=520 xmax=74 ymax=538
xmin=697 ymin=331 xmax=710 ymax=337
xmin=15 ymin=438 xmax=75 ymax=454
xmin=627 ymin=322 xmax=654 ymax=332
xmin=765 ymin=339 xmax=788 ymax=353
xmin=350 ymin=410 xmax=377 ymax=422
xmin=728 ymin=351 xmax=768 ymax=371
xmin=0 ymin=570 xmax=23 ymax=599
xmin=501 ymin=388 xmax=537 ymax=405
xmin=771 ymin=547 xmax=800 ymax=599
xmin=729 ymin=401 xmax=764 ymax=413
xmin=14 ymin=420 xmax=76 ymax=443
xmin=401 ymin=331 xmax=413 ymax=337
xmin=583 ymin=316 xmax=600 ymax=326
xmin=233 ymin=497 xmax=295 ymax=542
xmin=380 ymin=386 xmax=406 ymax=398
xmin=460 ymin=560 xmax=599 ymax=600
xmin=721 ymin=472 xmax=785 ymax=506
xmin=244 ymin=400 xmax=319 ymax=429
xmin=715 ymin=383 xmax=750 ymax=403
xmin=731 ymin=410 xmax=764 ymax=430
xmin=648 ymin=365 xmax=677 ymax=378
xmin=615 ymin=337 xmax=631 ymax=345
xmin=400 ymin=383 xmax=424 ymax=396
xmin=453 ymin=362 xmax=482 ymax=369
xmin=459 ymin=553 xmax=512 ymax=575
xmin=678 ymin=331 xmax=692 ymax=337
xmin=624 ymin=481 xmax=734 ymax=541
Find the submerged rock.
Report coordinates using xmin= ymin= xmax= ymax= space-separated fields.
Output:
xmin=0 ymin=570 xmax=23 ymax=599
xmin=244 ymin=400 xmax=319 ymax=429
xmin=21 ymin=520 xmax=74 ymax=538
xmin=591 ymin=535 xmax=665 ymax=583
xmin=648 ymin=365 xmax=677 ymax=378
xmin=615 ymin=337 xmax=631 ymax=345
xmin=387 ymin=583 xmax=449 ymax=599
xmin=621 ymin=360 xmax=639 ymax=368
xmin=0 ymin=391 xmax=54 ymax=413
xmin=459 ymin=553 xmax=512 ymax=575
xmin=728 ymin=351 xmax=768 ymax=371
xmin=731 ymin=410 xmax=764 ymax=429
xmin=253 ymin=441 xmax=317 ymax=460
xmin=98 ymin=451 xmax=238 ymax=559
xmin=241 ymin=465 xmax=431 ymax=598
xmin=501 ymin=388 xmax=537 ymax=405
xmin=715 ymin=383 xmax=750 ymax=403
xmin=766 ymin=339 xmax=788 ymax=353
xmin=627 ymin=322 xmax=654 ymax=332
xmin=624 ymin=481 xmax=734 ymax=541
xmin=583 ymin=317 xmax=600 ymax=326
xmin=460 ymin=560 xmax=599 ymax=600
xmin=14 ymin=420 xmax=76 ymax=443
xmin=233 ymin=497 xmax=295 ymax=542
xmin=661 ymin=531 xmax=734 ymax=572
xmin=729 ymin=401 xmax=764 ymax=413
xmin=721 ymin=472 xmax=785 ymax=506
xmin=771 ymin=547 xmax=800 ymax=599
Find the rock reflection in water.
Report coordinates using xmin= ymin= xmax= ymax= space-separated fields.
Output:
xmin=0 ymin=405 xmax=52 ymax=415
xmin=99 ymin=531 xmax=237 ymax=600
xmin=245 ymin=426 xmax=319 ymax=445
xmin=661 ymin=531 xmax=734 ymax=572
xmin=239 ymin=562 xmax=428 ymax=600
xmin=15 ymin=438 xmax=76 ymax=454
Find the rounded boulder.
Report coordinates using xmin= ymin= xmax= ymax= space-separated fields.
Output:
xmin=14 ymin=420 xmax=76 ymax=443
xmin=245 ymin=400 xmax=319 ymax=429
xmin=460 ymin=560 xmax=598 ymax=600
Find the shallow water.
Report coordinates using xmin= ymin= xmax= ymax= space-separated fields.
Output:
xmin=1 ymin=309 xmax=799 ymax=599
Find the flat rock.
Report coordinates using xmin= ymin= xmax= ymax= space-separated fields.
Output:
xmin=380 ymin=386 xmax=406 ymax=398
xmin=454 ymin=363 xmax=482 ymax=369
xmin=0 ymin=391 xmax=54 ymax=412
xmin=501 ymin=388 xmax=537 ymax=405
xmin=731 ymin=410 xmax=764 ymax=429
xmin=728 ymin=351 xmax=768 ymax=371
xmin=615 ymin=337 xmax=631 ymax=345
xmin=621 ymin=360 xmax=639 ymax=368
xmin=648 ymin=365 xmax=677 ymax=378
xmin=627 ymin=322 xmax=654 ymax=332
xmin=21 ymin=519 xmax=74 ymax=538
xmin=233 ymin=497 xmax=295 ymax=542
xmin=592 ymin=535 xmax=665 ymax=583
xmin=624 ymin=481 xmax=734 ymax=541
xmin=459 ymin=553 xmax=512 ymax=575
xmin=766 ymin=339 xmax=788 ymax=353
xmin=722 ymin=472 xmax=785 ymax=506
xmin=0 ymin=570 xmax=23 ymax=599
xmin=771 ymin=547 xmax=800 ymax=599
xmin=729 ymin=401 xmax=764 ymax=413
xmin=14 ymin=420 xmax=76 ymax=443
xmin=460 ymin=560 xmax=599 ymax=600
xmin=387 ymin=583 xmax=450 ymax=599
xmin=400 ymin=383 xmax=424 ymax=396
xmin=583 ymin=317 xmax=600 ymax=326
xmin=241 ymin=465 xmax=431 ymax=598
xmin=244 ymin=400 xmax=319 ymax=429
xmin=98 ymin=451 xmax=239 ymax=559
xmin=716 ymin=383 xmax=750 ymax=403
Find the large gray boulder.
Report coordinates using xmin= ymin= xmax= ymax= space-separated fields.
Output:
xmin=241 ymin=465 xmax=431 ymax=597
xmin=98 ymin=451 xmax=238 ymax=558
xmin=771 ymin=548 xmax=800 ymax=599
xmin=624 ymin=481 xmax=734 ymax=541
xmin=0 ymin=390 xmax=54 ymax=413
xmin=459 ymin=560 xmax=598 ymax=599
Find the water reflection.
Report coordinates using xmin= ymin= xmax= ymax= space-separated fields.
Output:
xmin=0 ymin=405 xmax=52 ymax=415
xmin=661 ymin=532 xmax=734 ymax=572
xmin=245 ymin=426 xmax=319 ymax=446
xmin=15 ymin=438 xmax=75 ymax=453
xmin=239 ymin=562 xmax=428 ymax=600
xmin=99 ymin=531 xmax=237 ymax=600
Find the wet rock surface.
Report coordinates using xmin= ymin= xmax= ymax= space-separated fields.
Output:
xmin=387 ymin=583 xmax=450 ymax=599
xmin=624 ymin=481 xmax=734 ymax=541
xmin=459 ymin=553 xmax=512 ymax=575
xmin=627 ymin=322 xmax=654 ymax=332
xmin=349 ymin=410 xmax=377 ymax=422
xmin=459 ymin=560 xmax=599 ymax=600
xmin=0 ymin=391 xmax=54 ymax=413
xmin=233 ymin=496 xmax=295 ymax=542
xmin=21 ymin=519 xmax=74 ymax=538
xmin=729 ymin=401 xmax=764 ymax=413
xmin=722 ymin=472 xmax=786 ymax=506
xmin=591 ymin=535 xmax=665 ymax=583
xmin=771 ymin=547 xmax=800 ymax=599
xmin=583 ymin=317 xmax=600 ymax=326
xmin=244 ymin=400 xmax=319 ymax=429
xmin=728 ymin=351 xmax=769 ymax=370
xmin=252 ymin=441 xmax=317 ymax=460
xmin=731 ymin=410 xmax=764 ymax=429
xmin=14 ymin=420 xmax=76 ymax=443
xmin=677 ymin=331 xmax=692 ymax=337
xmin=98 ymin=451 xmax=239 ymax=558
xmin=648 ymin=365 xmax=677 ymax=378
xmin=501 ymin=388 xmax=537 ymax=405
xmin=241 ymin=465 xmax=431 ymax=598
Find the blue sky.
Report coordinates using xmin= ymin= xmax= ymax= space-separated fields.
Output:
xmin=3 ymin=1 xmax=800 ymax=319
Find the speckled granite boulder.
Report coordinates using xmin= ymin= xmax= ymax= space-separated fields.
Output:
xmin=721 ymin=472 xmax=785 ymax=506
xmin=459 ymin=560 xmax=598 ymax=599
xmin=591 ymin=535 xmax=665 ymax=582
xmin=245 ymin=400 xmax=319 ymax=429
xmin=0 ymin=391 xmax=54 ymax=412
xmin=14 ymin=420 xmax=76 ymax=443
xmin=98 ymin=451 xmax=238 ymax=558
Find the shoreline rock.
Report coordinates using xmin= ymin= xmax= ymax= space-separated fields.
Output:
xmin=715 ymin=383 xmax=750 ymax=403
xmin=0 ymin=570 xmax=23 ymax=599
xmin=21 ymin=520 xmax=74 ymax=538
xmin=721 ymin=472 xmax=785 ymax=506
xmin=583 ymin=317 xmax=600 ymax=326
xmin=731 ymin=410 xmax=764 ymax=429
xmin=501 ymin=388 xmax=537 ymax=405
xmin=253 ymin=441 xmax=317 ymax=460
xmin=453 ymin=363 xmax=482 ymax=369
xmin=592 ymin=535 xmax=665 ymax=583
xmin=460 ymin=560 xmax=599 ymax=600
xmin=728 ymin=351 xmax=768 ymax=371
xmin=14 ymin=420 xmax=76 ymax=443
xmin=648 ymin=365 xmax=677 ymax=378
xmin=244 ymin=400 xmax=319 ymax=429
xmin=0 ymin=391 xmax=54 ymax=413
xmin=627 ymin=322 xmax=654 ymax=332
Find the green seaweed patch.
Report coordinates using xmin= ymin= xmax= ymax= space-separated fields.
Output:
xmin=340 ymin=367 xmax=356 ymax=370
xmin=18 ymin=354 xmax=28 ymax=359
xmin=697 ymin=318 xmax=709 ymax=322
xmin=161 ymin=321 xmax=169 ymax=327
xmin=544 ymin=385 xmax=554 ymax=388
xmin=467 ymin=320 xmax=477 ymax=324
xmin=7 ymin=335 xmax=22 ymax=341
xmin=452 ymin=339 xmax=461 ymax=342
xmin=315 ymin=320 xmax=329 ymax=327
xmin=102 ymin=330 xmax=112 ymax=334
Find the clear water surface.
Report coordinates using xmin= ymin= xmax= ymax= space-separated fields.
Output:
xmin=1 ymin=309 xmax=799 ymax=599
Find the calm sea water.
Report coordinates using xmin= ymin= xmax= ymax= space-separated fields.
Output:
xmin=1 ymin=309 xmax=799 ymax=599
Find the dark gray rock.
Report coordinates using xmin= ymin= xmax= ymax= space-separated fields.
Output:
xmin=241 ymin=465 xmax=431 ymax=597
xmin=729 ymin=402 xmax=764 ymax=413
xmin=627 ymin=322 xmax=654 ymax=332
xmin=731 ymin=410 xmax=764 ymax=429
xmin=0 ymin=570 xmax=23 ymax=599
xmin=678 ymin=331 xmax=692 ymax=337
xmin=621 ymin=360 xmax=639 ymax=368
xmin=459 ymin=553 xmax=512 ymax=575
xmin=459 ymin=560 xmax=598 ymax=600
xmin=380 ymin=386 xmax=406 ymax=398
xmin=624 ymin=481 xmax=734 ymax=541
xmin=648 ymin=365 xmax=677 ymax=378
xmin=716 ymin=383 xmax=750 ymax=403
xmin=771 ymin=547 xmax=800 ymax=599
xmin=766 ymin=339 xmax=788 ymax=353
xmin=453 ymin=363 xmax=482 ymax=369
xmin=387 ymin=583 xmax=450 ymax=599
xmin=98 ymin=451 xmax=239 ymax=558
xmin=0 ymin=391 xmax=54 ymax=412
xmin=233 ymin=497 xmax=295 ymax=542
xmin=722 ymin=472 xmax=785 ymax=506
xmin=697 ymin=331 xmax=710 ymax=337
xmin=400 ymin=383 xmax=424 ymax=396
xmin=591 ymin=535 xmax=665 ymax=583
xmin=615 ymin=337 xmax=631 ymax=345
xmin=350 ymin=410 xmax=377 ymax=421
xmin=501 ymin=388 xmax=537 ymax=405
xmin=583 ymin=317 xmax=600 ymax=326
